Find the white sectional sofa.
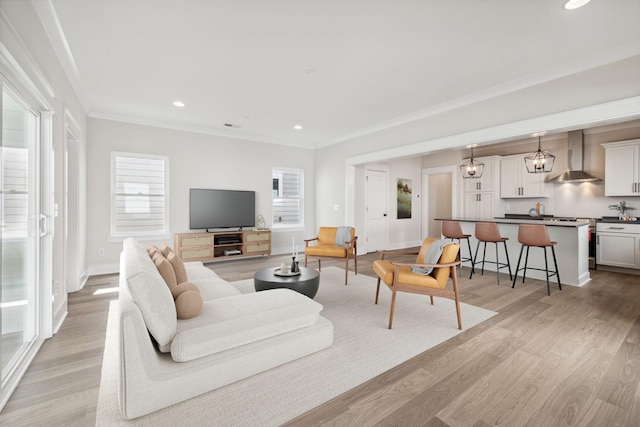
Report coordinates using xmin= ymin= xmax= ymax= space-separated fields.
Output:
xmin=118 ymin=238 xmax=334 ymax=419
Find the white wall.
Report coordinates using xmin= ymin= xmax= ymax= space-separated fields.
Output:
xmin=86 ymin=118 xmax=316 ymax=274
xmin=386 ymin=157 xmax=423 ymax=248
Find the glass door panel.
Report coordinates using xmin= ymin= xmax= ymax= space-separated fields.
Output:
xmin=1 ymin=87 xmax=38 ymax=384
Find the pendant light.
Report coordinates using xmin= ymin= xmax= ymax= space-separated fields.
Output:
xmin=524 ymin=136 xmax=555 ymax=173
xmin=460 ymin=147 xmax=484 ymax=179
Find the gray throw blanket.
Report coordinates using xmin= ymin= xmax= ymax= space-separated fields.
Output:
xmin=411 ymin=238 xmax=454 ymax=276
xmin=335 ymin=226 xmax=353 ymax=248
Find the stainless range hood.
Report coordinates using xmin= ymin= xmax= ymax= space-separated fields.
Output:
xmin=545 ymin=130 xmax=601 ymax=183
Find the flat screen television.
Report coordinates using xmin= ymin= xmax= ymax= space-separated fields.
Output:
xmin=189 ymin=189 xmax=255 ymax=230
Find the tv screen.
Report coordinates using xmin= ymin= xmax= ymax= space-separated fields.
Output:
xmin=189 ymin=189 xmax=255 ymax=230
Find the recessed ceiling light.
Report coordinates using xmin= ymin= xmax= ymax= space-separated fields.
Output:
xmin=173 ymin=100 xmax=185 ymax=107
xmin=294 ymin=125 xmax=303 ymax=130
xmin=564 ymin=0 xmax=591 ymax=10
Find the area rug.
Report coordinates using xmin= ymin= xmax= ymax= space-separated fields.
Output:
xmin=96 ymin=267 xmax=496 ymax=426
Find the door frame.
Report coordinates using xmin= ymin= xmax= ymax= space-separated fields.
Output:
xmin=421 ymin=165 xmax=460 ymax=239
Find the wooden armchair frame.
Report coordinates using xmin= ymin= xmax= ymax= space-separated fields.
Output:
xmin=373 ymin=240 xmax=461 ymax=329
xmin=304 ymin=228 xmax=358 ymax=286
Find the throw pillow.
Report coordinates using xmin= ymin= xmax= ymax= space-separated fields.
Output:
xmin=174 ymin=290 xmax=203 ymax=319
xmin=171 ymin=282 xmax=201 ymax=299
xmin=161 ymin=244 xmax=173 ymax=258
xmin=167 ymin=251 xmax=188 ymax=284
xmin=153 ymin=252 xmax=177 ymax=289
xmin=147 ymin=245 xmax=161 ymax=258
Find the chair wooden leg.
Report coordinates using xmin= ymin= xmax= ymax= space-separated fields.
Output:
xmin=429 ymin=296 xmax=434 ymax=305
xmin=451 ymin=267 xmax=462 ymax=330
xmin=375 ymin=278 xmax=381 ymax=304
xmin=344 ymin=258 xmax=349 ymax=285
xmin=304 ymin=254 xmax=308 ymax=267
xmin=388 ymin=288 xmax=397 ymax=329
xmin=318 ymin=259 xmax=321 ymax=271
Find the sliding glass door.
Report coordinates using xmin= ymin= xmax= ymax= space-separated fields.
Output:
xmin=1 ymin=86 xmax=40 ymax=402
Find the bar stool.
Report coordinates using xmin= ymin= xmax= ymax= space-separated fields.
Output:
xmin=441 ymin=220 xmax=474 ymax=277
xmin=471 ymin=222 xmax=512 ymax=285
xmin=512 ymin=224 xmax=561 ymax=296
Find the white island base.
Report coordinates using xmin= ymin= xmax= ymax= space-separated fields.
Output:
xmin=449 ymin=219 xmax=591 ymax=287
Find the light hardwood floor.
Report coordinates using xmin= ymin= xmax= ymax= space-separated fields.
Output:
xmin=1 ymin=252 xmax=639 ymax=426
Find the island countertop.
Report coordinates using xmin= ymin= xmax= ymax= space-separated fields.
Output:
xmin=435 ymin=217 xmax=590 ymax=227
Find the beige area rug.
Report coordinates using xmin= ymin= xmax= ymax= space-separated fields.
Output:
xmin=96 ymin=267 xmax=496 ymax=426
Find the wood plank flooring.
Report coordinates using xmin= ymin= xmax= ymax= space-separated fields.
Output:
xmin=1 ymin=251 xmax=639 ymax=426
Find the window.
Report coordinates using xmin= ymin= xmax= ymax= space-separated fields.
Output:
xmin=272 ymin=168 xmax=303 ymax=228
xmin=111 ymin=152 xmax=169 ymax=237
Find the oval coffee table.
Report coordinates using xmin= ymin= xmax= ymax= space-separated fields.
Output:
xmin=254 ymin=267 xmax=320 ymax=299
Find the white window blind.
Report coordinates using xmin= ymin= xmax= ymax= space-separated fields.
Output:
xmin=111 ymin=153 xmax=168 ymax=236
xmin=272 ymin=168 xmax=303 ymax=228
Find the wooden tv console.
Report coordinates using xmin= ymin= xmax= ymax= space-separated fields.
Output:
xmin=173 ymin=229 xmax=271 ymax=262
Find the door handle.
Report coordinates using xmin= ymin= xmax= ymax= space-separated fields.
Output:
xmin=39 ymin=214 xmax=47 ymax=237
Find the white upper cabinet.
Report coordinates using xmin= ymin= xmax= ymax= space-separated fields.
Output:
xmin=461 ymin=156 xmax=503 ymax=219
xmin=500 ymin=154 xmax=547 ymax=198
xmin=602 ymin=139 xmax=640 ymax=196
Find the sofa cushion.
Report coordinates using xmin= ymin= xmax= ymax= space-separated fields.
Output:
xmin=167 ymin=251 xmax=188 ymax=284
xmin=170 ymin=289 xmax=323 ymax=362
xmin=188 ymin=277 xmax=241 ymax=301
xmin=153 ymin=252 xmax=178 ymax=289
xmin=123 ymin=238 xmax=177 ymax=348
xmin=184 ymin=262 xmax=221 ymax=280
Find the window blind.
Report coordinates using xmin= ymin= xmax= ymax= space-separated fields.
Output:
xmin=112 ymin=153 xmax=168 ymax=235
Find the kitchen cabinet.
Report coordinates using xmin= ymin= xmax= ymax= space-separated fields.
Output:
xmin=602 ymin=139 xmax=640 ymax=196
xmin=464 ymin=192 xmax=494 ymax=219
xmin=462 ymin=156 xmax=502 ymax=219
xmin=596 ymin=222 xmax=640 ymax=269
xmin=500 ymin=154 xmax=547 ymax=198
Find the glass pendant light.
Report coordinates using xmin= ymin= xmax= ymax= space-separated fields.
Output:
xmin=524 ymin=136 xmax=555 ymax=173
xmin=460 ymin=147 xmax=484 ymax=179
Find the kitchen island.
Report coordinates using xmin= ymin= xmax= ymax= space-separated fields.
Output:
xmin=436 ymin=217 xmax=590 ymax=287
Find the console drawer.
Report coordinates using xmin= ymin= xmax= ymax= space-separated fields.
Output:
xmin=178 ymin=235 xmax=214 ymax=247
xmin=180 ymin=247 xmax=214 ymax=260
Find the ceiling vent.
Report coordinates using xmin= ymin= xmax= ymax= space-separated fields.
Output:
xmin=545 ymin=130 xmax=601 ymax=183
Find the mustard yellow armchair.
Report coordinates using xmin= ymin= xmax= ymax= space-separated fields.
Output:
xmin=304 ymin=226 xmax=357 ymax=285
xmin=373 ymin=237 xmax=461 ymax=329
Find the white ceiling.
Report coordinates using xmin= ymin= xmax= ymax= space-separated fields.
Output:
xmin=41 ymin=0 xmax=640 ymax=149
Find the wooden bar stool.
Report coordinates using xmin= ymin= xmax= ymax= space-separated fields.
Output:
xmin=512 ymin=224 xmax=561 ymax=296
xmin=471 ymin=222 xmax=512 ymax=285
xmin=441 ymin=220 xmax=474 ymax=278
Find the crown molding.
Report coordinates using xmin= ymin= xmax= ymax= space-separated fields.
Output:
xmin=345 ymin=96 xmax=640 ymax=166
xmin=330 ymin=42 xmax=640 ymax=148
xmin=0 ymin=9 xmax=55 ymax=110
xmin=32 ymin=0 xmax=86 ymax=111
xmin=88 ymin=111 xmax=314 ymax=149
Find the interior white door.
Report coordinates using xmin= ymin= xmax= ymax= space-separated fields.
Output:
xmin=365 ymin=170 xmax=387 ymax=253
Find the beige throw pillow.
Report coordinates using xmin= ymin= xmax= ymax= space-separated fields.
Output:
xmin=153 ymin=252 xmax=177 ymax=289
xmin=167 ymin=251 xmax=188 ymax=284
xmin=172 ymin=282 xmax=203 ymax=319
xmin=161 ymin=244 xmax=173 ymax=258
